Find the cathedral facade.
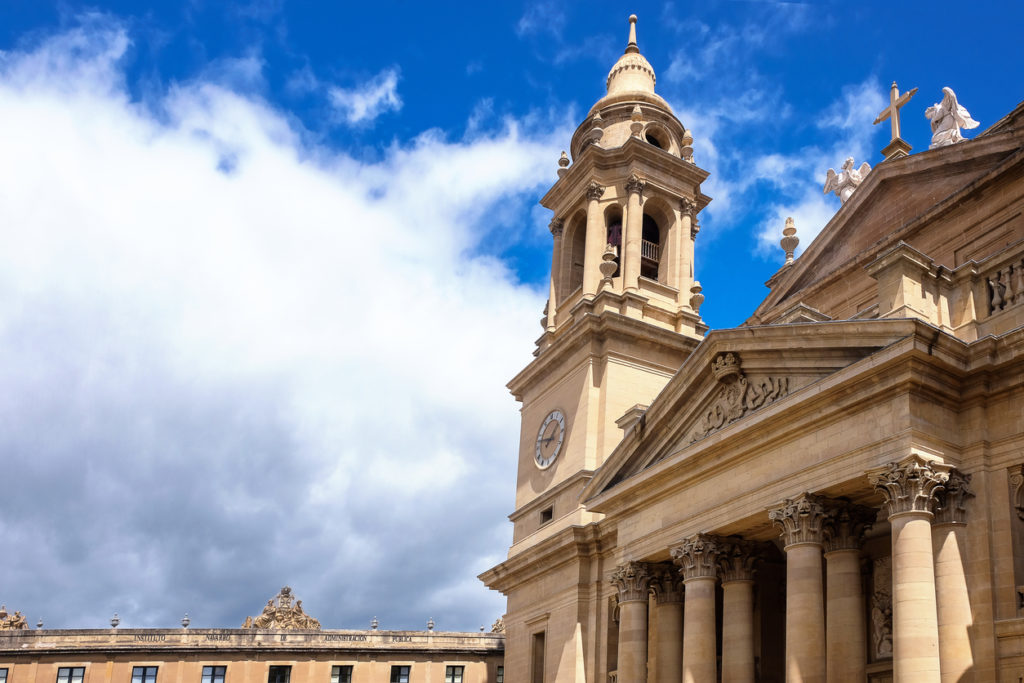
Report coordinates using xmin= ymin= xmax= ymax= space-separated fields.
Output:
xmin=480 ymin=15 xmax=1024 ymax=683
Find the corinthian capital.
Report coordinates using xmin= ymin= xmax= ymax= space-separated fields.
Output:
xmin=609 ymin=561 xmax=652 ymax=603
xmin=822 ymin=501 xmax=877 ymax=553
xmin=549 ymin=218 xmax=564 ymax=237
xmin=671 ymin=533 xmax=721 ymax=581
xmin=625 ymin=173 xmax=646 ymax=196
xmin=769 ymin=493 xmax=827 ymax=548
xmin=679 ymin=196 xmax=697 ymax=217
xmin=716 ymin=538 xmax=761 ymax=583
xmin=934 ymin=469 xmax=972 ymax=525
xmin=648 ymin=563 xmax=684 ymax=604
xmin=867 ymin=455 xmax=950 ymax=518
xmin=585 ymin=181 xmax=605 ymax=201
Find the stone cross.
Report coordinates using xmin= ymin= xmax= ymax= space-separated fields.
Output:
xmin=873 ymin=81 xmax=917 ymax=160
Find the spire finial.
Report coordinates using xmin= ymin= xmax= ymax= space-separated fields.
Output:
xmin=625 ymin=15 xmax=639 ymax=54
xmin=781 ymin=217 xmax=799 ymax=266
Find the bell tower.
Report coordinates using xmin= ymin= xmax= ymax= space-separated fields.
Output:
xmin=506 ymin=15 xmax=711 ymax=556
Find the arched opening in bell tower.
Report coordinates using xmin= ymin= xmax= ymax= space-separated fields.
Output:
xmin=566 ymin=211 xmax=587 ymax=296
xmin=604 ymin=205 xmax=623 ymax=278
xmin=641 ymin=213 xmax=661 ymax=281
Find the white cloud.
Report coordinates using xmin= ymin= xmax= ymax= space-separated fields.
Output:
xmin=327 ymin=67 xmax=402 ymax=125
xmin=0 ymin=18 xmax=567 ymax=630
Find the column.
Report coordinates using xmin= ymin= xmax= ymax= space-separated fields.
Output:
xmin=868 ymin=455 xmax=951 ymax=683
xmin=649 ymin=564 xmax=684 ymax=683
xmin=546 ymin=218 xmax=564 ymax=331
xmin=671 ymin=534 xmax=720 ymax=683
xmin=769 ymin=493 xmax=827 ymax=683
xmin=678 ymin=197 xmax=696 ymax=307
xmin=582 ymin=181 xmax=606 ymax=296
xmin=932 ymin=469 xmax=974 ymax=683
xmin=610 ymin=561 xmax=652 ymax=683
xmin=622 ymin=173 xmax=645 ymax=292
xmin=718 ymin=539 xmax=760 ymax=683
xmin=822 ymin=502 xmax=876 ymax=683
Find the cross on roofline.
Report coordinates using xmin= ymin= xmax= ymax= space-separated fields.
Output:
xmin=873 ymin=81 xmax=918 ymax=160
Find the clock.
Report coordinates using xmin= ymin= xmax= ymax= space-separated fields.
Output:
xmin=535 ymin=409 xmax=566 ymax=469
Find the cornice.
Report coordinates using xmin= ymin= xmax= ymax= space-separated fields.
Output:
xmin=479 ymin=523 xmax=612 ymax=594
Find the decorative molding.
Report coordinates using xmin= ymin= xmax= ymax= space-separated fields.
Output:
xmin=689 ymin=353 xmax=789 ymax=443
xmin=679 ymin=196 xmax=697 ymax=218
xmin=691 ymin=219 xmax=700 ymax=240
xmin=549 ymin=218 xmax=564 ymax=238
xmin=648 ymin=563 xmax=684 ymax=604
xmin=625 ymin=173 xmax=646 ymax=197
xmin=671 ymin=533 xmax=721 ymax=581
xmin=1009 ymin=464 xmax=1024 ymax=521
xmin=716 ymin=538 xmax=761 ymax=583
xmin=822 ymin=500 xmax=877 ymax=553
xmin=934 ymin=469 xmax=973 ymax=525
xmin=586 ymin=182 xmax=606 ymax=202
xmin=769 ymin=492 xmax=827 ymax=547
xmin=242 ymin=586 xmax=321 ymax=630
xmin=867 ymin=455 xmax=950 ymax=517
xmin=609 ymin=560 xmax=652 ymax=603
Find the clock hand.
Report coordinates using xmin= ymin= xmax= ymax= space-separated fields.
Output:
xmin=540 ymin=436 xmax=555 ymax=445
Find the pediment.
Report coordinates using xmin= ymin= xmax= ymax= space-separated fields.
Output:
xmin=752 ymin=122 xmax=1024 ymax=324
xmin=583 ymin=321 xmax=916 ymax=499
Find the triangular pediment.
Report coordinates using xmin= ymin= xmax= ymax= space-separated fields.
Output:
xmin=582 ymin=320 xmax=920 ymax=499
xmin=752 ymin=118 xmax=1024 ymax=324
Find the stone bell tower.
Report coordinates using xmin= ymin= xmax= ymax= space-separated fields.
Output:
xmin=505 ymin=15 xmax=711 ymax=557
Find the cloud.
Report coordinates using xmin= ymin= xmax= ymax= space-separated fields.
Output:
xmin=515 ymin=1 xmax=566 ymax=38
xmin=327 ymin=67 xmax=402 ymax=125
xmin=0 ymin=17 xmax=566 ymax=630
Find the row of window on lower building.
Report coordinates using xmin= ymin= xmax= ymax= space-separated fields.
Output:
xmin=0 ymin=666 xmax=503 ymax=683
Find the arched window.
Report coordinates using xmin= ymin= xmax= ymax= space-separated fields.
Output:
xmin=644 ymin=131 xmax=663 ymax=149
xmin=641 ymin=214 xmax=661 ymax=280
xmin=605 ymin=206 xmax=623 ymax=278
xmin=567 ymin=214 xmax=586 ymax=294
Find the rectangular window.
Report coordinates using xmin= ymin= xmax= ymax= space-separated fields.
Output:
xmin=445 ymin=666 xmax=464 ymax=683
xmin=496 ymin=666 xmax=504 ymax=683
xmin=132 ymin=667 xmax=158 ymax=683
xmin=1 ymin=668 xmax=8 ymax=683
xmin=532 ymin=631 xmax=546 ymax=683
xmin=329 ymin=666 xmax=352 ymax=683
xmin=389 ymin=666 xmax=410 ymax=683
xmin=201 ymin=667 xmax=226 ymax=683
xmin=57 ymin=667 xmax=85 ymax=683
xmin=267 ymin=667 xmax=290 ymax=683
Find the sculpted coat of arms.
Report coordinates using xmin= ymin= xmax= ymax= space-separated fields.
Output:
xmin=242 ymin=587 xmax=321 ymax=630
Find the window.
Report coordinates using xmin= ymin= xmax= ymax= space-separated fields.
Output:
xmin=496 ymin=666 xmax=504 ymax=683
xmin=389 ymin=666 xmax=410 ymax=683
xmin=132 ymin=668 xmax=158 ymax=683
xmin=539 ymin=506 xmax=553 ymax=525
xmin=445 ymin=666 xmax=464 ymax=683
xmin=329 ymin=666 xmax=352 ymax=683
xmin=1 ymin=668 xmax=8 ymax=683
xmin=201 ymin=667 xmax=226 ymax=683
xmin=57 ymin=668 xmax=85 ymax=683
xmin=268 ymin=667 xmax=290 ymax=683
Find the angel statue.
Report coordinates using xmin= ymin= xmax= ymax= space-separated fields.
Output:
xmin=925 ymin=87 xmax=980 ymax=149
xmin=824 ymin=157 xmax=871 ymax=204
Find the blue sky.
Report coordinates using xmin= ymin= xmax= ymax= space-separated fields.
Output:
xmin=0 ymin=1 xmax=1020 ymax=631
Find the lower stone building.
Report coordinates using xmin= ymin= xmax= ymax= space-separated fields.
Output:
xmin=0 ymin=590 xmax=505 ymax=683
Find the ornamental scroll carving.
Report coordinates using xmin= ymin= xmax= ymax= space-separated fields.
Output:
xmin=688 ymin=353 xmax=789 ymax=444
xmin=242 ymin=586 xmax=321 ymax=630
xmin=0 ymin=605 xmax=28 ymax=630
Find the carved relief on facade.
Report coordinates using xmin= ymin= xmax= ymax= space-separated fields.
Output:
xmin=871 ymin=557 xmax=894 ymax=660
xmin=0 ymin=605 xmax=28 ymax=630
xmin=689 ymin=353 xmax=788 ymax=444
xmin=241 ymin=586 xmax=321 ymax=630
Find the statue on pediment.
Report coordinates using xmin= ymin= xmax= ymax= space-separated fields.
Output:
xmin=925 ymin=87 xmax=979 ymax=149
xmin=824 ymin=157 xmax=871 ymax=203
xmin=242 ymin=587 xmax=321 ymax=630
xmin=0 ymin=605 xmax=29 ymax=630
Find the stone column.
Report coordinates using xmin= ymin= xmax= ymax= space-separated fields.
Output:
xmin=671 ymin=534 xmax=720 ymax=683
xmin=678 ymin=197 xmax=696 ymax=307
xmin=649 ymin=564 xmax=684 ymax=683
xmin=868 ymin=455 xmax=951 ymax=683
xmin=932 ymin=470 xmax=974 ymax=683
xmin=546 ymin=218 xmax=564 ymax=331
xmin=622 ymin=173 xmax=645 ymax=292
xmin=610 ymin=561 xmax=652 ymax=683
xmin=769 ymin=493 xmax=827 ymax=683
xmin=718 ymin=539 xmax=760 ymax=683
xmin=822 ymin=502 xmax=876 ymax=683
xmin=582 ymin=182 xmax=606 ymax=296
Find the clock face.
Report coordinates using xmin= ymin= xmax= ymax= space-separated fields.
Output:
xmin=535 ymin=409 xmax=566 ymax=469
